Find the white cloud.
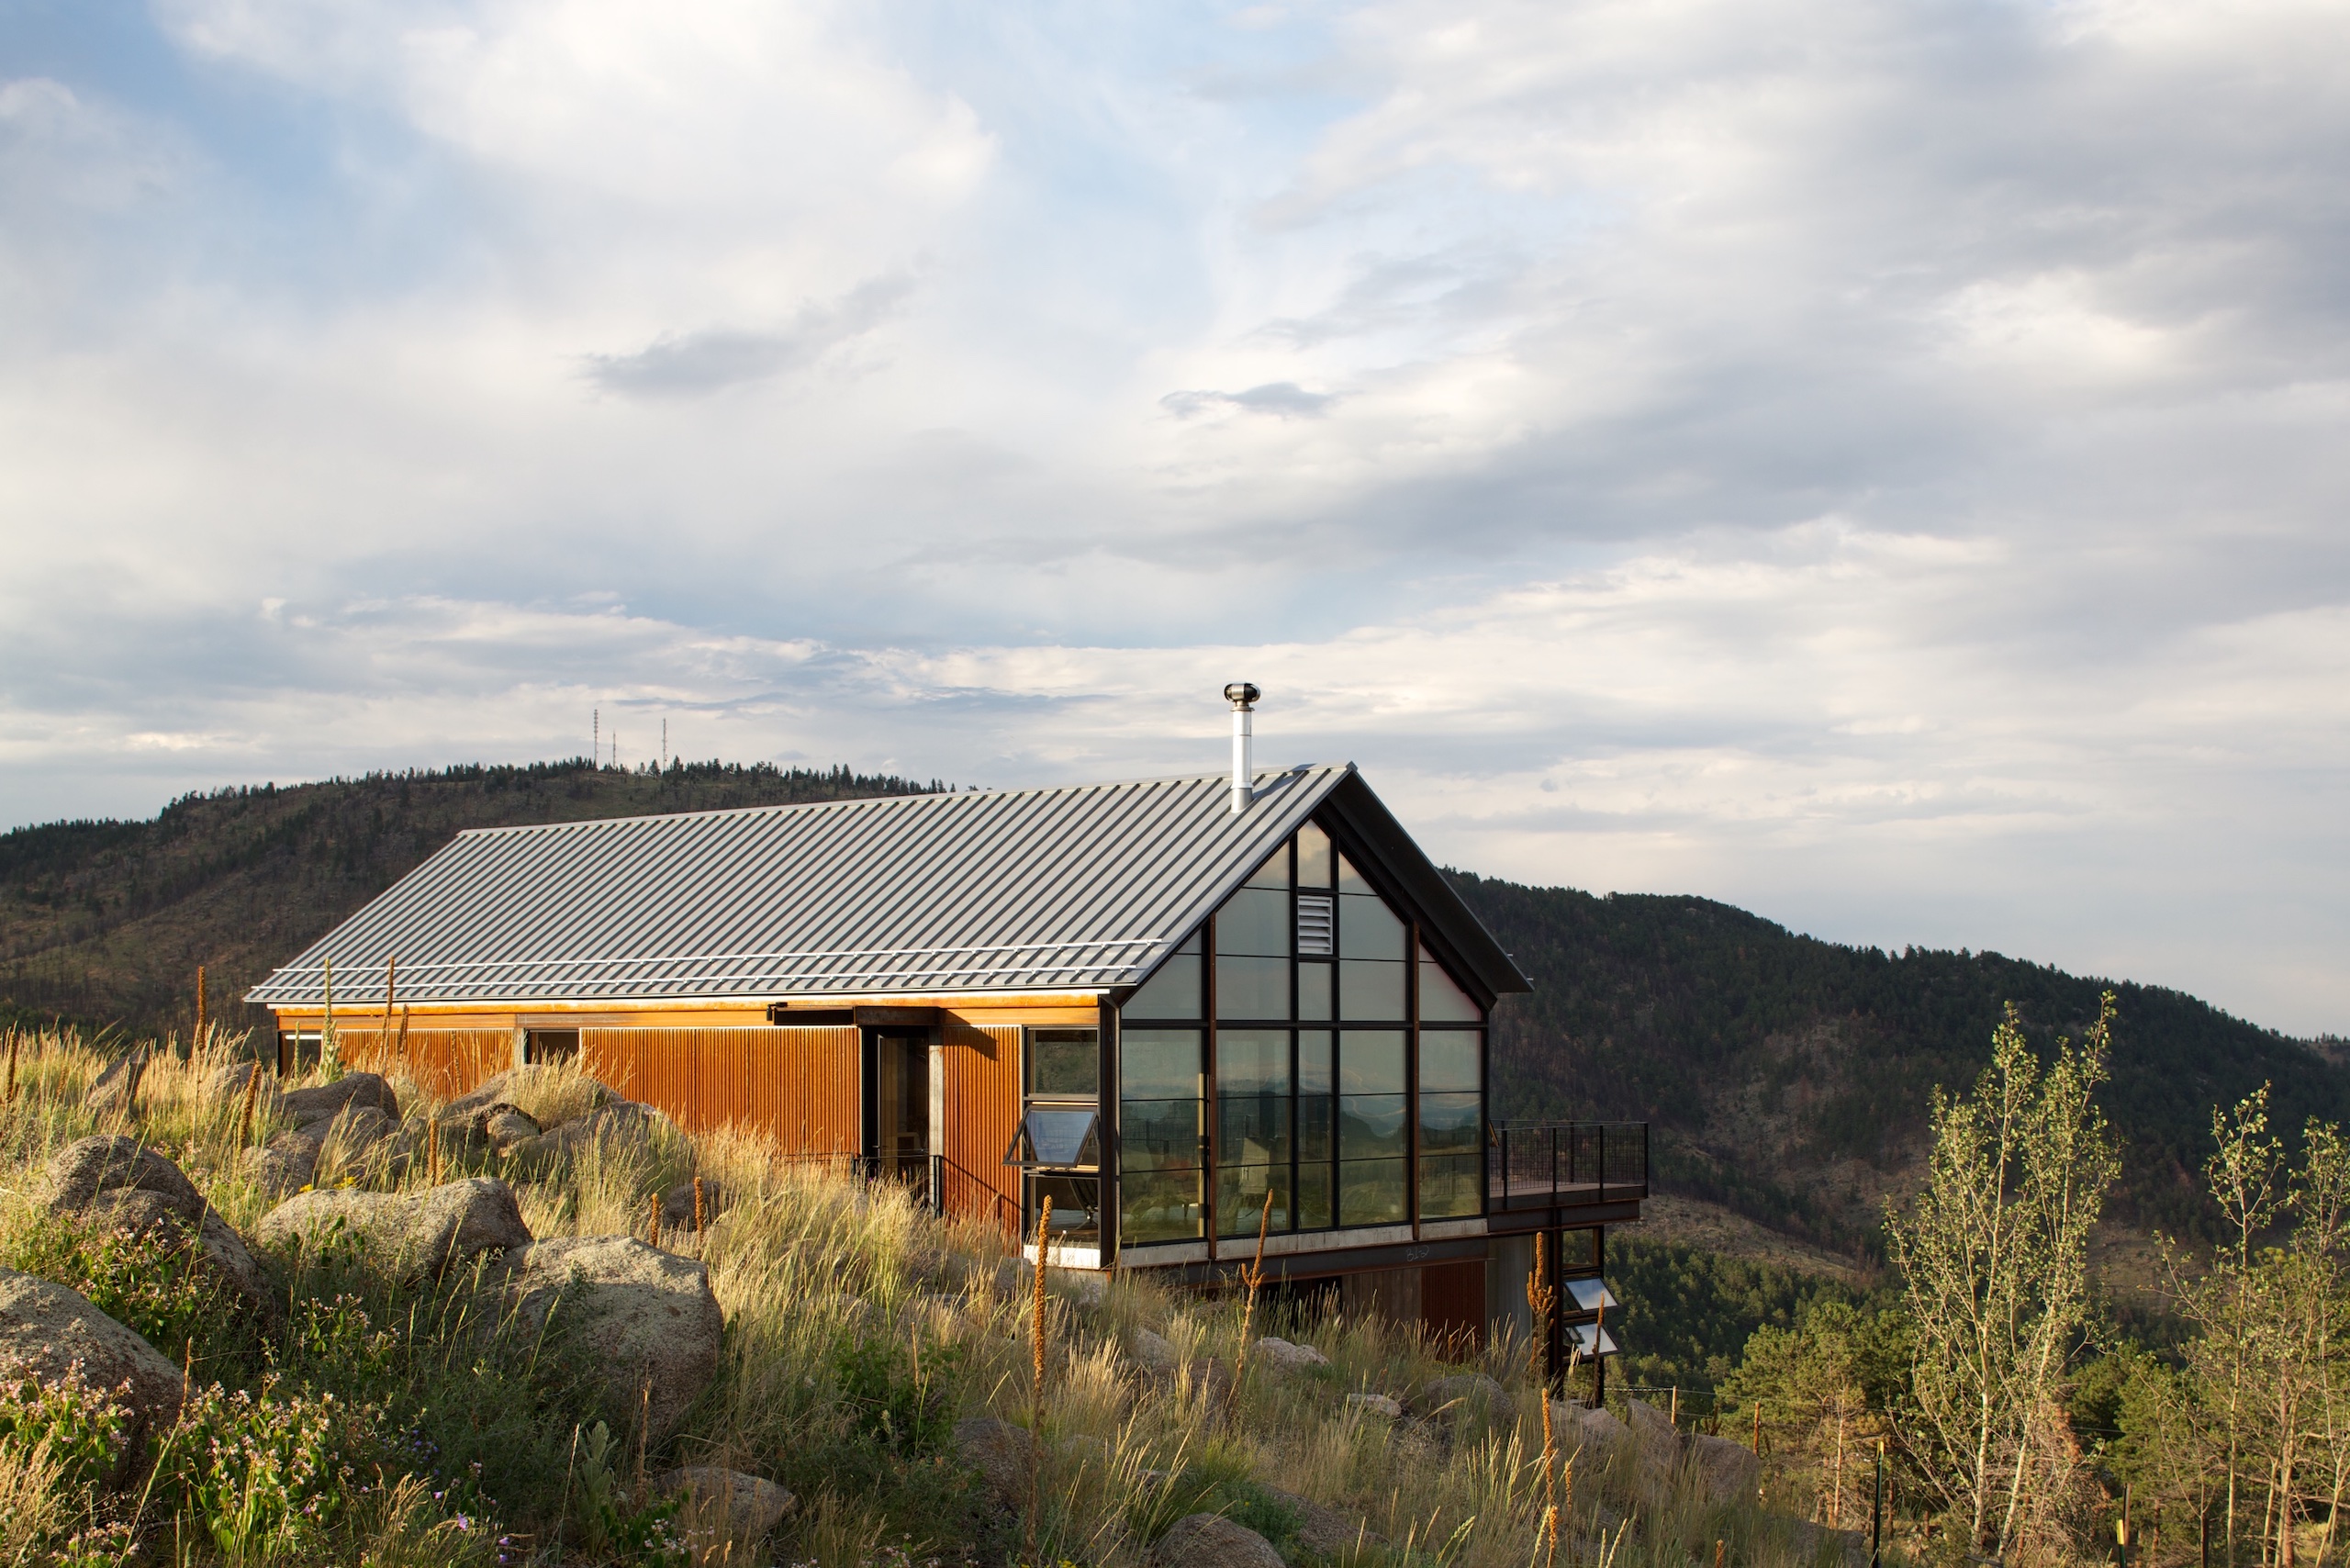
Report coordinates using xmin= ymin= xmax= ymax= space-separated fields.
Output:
xmin=1 ymin=0 xmax=2346 ymax=1031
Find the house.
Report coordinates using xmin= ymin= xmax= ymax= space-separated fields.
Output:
xmin=247 ymin=694 xmax=1644 ymax=1377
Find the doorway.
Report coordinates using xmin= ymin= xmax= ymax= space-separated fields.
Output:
xmin=868 ymin=1028 xmax=933 ymax=1199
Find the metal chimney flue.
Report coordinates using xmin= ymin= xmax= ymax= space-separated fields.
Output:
xmin=1224 ymin=682 xmax=1259 ymax=813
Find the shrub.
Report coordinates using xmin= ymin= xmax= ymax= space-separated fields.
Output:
xmin=5 ymin=1214 xmax=250 ymax=1377
xmin=158 ymin=1373 xmax=384 ymax=1564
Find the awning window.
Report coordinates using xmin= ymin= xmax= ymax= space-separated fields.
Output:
xmin=1568 ymin=1323 xmax=1619 ymax=1359
xmin=1004 ymin=1107 xmax=1101 ymax=1169
xmin=1565 ymin=1278 xmax=1619 ymax=1314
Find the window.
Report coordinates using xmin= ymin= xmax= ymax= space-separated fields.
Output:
xmin=1215 ymin=1028 xmax=1291 ymax=1235
xmin=525 ymin=1029 xmax=579 ymax=1066
xmin=1418 ymin=1029 xmax=1483 ymax=1218
xmin=1126 ymin=933 xmax=1202 ymax=1020
xmin=1118 ymin=1028 xmax=1203 ymax=1242
xmin=1113 ymin=819 xmax=1492 ymax=1245
xmin=1022 ymin=1028 xmax=1102 ymax=1244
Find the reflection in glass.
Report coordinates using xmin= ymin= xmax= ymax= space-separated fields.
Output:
xmin=1122 ymin=1030 xmax=1202 ymax=1098
xmin=1417 ymin=1154 xmax=1481 ymax=1218
xmin=1297 ymin=823 xmax=1334 ymax=887
xmin=1122 ymin=1168 xmax=1203 ymax=1242
xmin=1339 ymin=1159 xmax=1406 ymax=1225
xmin=1126 ymin=935 xmax=1202 ymax=1019
xmin=1339 ymin=890 xmax=1405 ymax=959
xmin=1298 ymin=962 xmax=1333 ymax=1019
xmin=1418 ymin=1092 xmax=1481 ymax=1154
xmin=1029 ymin=1028 xmax=1100 ymax=1096
xmin=1338 ymin=960 xmax=1404 ymax=1020
xmin=1296 ymin=1160 xmax=1334 ymax=1229
xmin=1216 ymin=887 xmax=1291 ymax=958
xmin=1247 ymin=846 xmax=1291 ymax=889
xmin=1337 ymin=853 xmax=1371 ymax=896
xmin=1418 ymin=944 xmax=1480 ymax=1023
xmin=1419 ymin=1031 xmax=1480 ymax=1093
xmin=1118 ymin=1099 xmax=1201 ymax=1169
xmin=1339 ymin=1031 xmax=1406 ymax=1093
xmin=1217 ymin=955 xmax=1291 ymax=1020
xmin=1216 ymin=1164 xmax=1292 ymax=1235
xmin=1338 ymin=1094 xmax=1407 ymax=1160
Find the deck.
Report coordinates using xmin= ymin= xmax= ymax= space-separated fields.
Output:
xmin=1486 ymin=1121 xmax=1650 ymax=1214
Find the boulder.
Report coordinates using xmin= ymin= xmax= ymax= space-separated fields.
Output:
xmin=1251 ymin=1336 xmax=1330 ymax=1373
xmin=1346 ymin=1392 xmax=1403 ymax=1419
xmin=1626 ymin=1398 xmax=1681 ymax=1479
xmin=244 ymin=1128 xmax=326 ymax=1198
xmin=279 ymin=1071 xmax=399 ymax=1131
xmin=1422 ymin=1372 xmax=1515 ymax=1425
xmin=1262 ymin=1488 xmax=1377 ymax=1557
xmin=206 ymin=1060 xmax=281 ymax=1112
xmin=257 ymin=1177 xmax=531 ymax=1275
xmin=488 ymin=1236 xmax=722 ymax=1441
xmin=1553 ymin=1400 xmax=1632 ymax=1462
xmin=481 ymin=1106 xmax=541 ymax=1156
xmin=1176 ymin=1357 xmax=1235 ymax=1403
xmin=659 ymin=1466 xmax=794 ymax=1541
xmin=0 ymin=1265 xmax=187 ymax=1442
xmin=1157 ymin=1513 xmax=1285 ymax=1568
xmin=42 ymin=1137 xmax=271 ymax=1309
xmin=83 ymin=1050 xmax=151 ymax=1120
xmin=659 ymin=1177 xmax=723 ymax=1234
xmin=506 ymin=1102 xmax=676 ymax=1171
xmin=1690 ymin=1432 xmax=1761 ymax=1506
xmin=953 ymin=1416 xmax=1038 ymax=1507
xmin=1130 ymin=1327 xmax=1181 ymax=1372
xmin=1785 ymin=1521 xmax=1870 ymax=1568
xmin=442 ymin=1065 xmax=620 ymax=1126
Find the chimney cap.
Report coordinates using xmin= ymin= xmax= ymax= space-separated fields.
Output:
xmin=1224 ymin=682 xmax=1260 ymax=708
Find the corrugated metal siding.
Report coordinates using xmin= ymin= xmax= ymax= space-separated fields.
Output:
xmin=942 ymin=1024 xmax=1022 ymax=1238
xmin=583 ymin=1027 xmax=858 ymax=1154
xmin=247 ymin=767 xmax=1351 ymax=1006
xmin=343 ymin=1029 xmax=513 ymax=1100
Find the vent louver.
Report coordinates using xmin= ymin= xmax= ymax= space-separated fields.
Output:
xmin=1296 ymin=894 xmax=1335 ymax=957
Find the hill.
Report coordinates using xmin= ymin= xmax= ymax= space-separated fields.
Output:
xmin=0 ymin=760 xmax=941 ymax=1037
xmin=3 ymin=758 xmax=2336 ymax=1259
xmin=1454 ymin=874 xmax=2346 ymax=1251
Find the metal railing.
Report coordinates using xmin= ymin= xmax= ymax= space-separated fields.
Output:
xmin=1488 ymin=1121 xmax=1650 ymax=1209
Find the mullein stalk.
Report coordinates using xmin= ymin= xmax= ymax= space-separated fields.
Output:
xmin=1528 ymin=1237 xmax=1561 ymax=1568
xmin=1028 ymin=1194 xmax=1052 ymax=1565
xmin=1235 ymin=1187 xmax=1275 ymax=1400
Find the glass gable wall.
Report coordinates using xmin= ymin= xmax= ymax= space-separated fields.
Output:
xmin=1115 ymin=818 xmax=1488 ymax=1245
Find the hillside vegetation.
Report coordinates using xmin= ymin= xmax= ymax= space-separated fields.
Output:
xmin=0 ymin=1024 xmax=1831 ymax=1568
xmin=1454 ymin=875 xmax=2345 ymax=1249
xmin=0 ymin=762 xmax=940 ymax=1037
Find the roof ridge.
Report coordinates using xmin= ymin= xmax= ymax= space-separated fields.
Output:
xmin=452 ymin=761 xmax=1348 ymax=839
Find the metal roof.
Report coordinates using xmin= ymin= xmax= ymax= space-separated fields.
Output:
xmin=246 ymin=763 xmax=1530 ymax=1008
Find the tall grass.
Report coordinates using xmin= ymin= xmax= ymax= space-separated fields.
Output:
xmin=0 ymin=1024 xmax=1875 ymax=1568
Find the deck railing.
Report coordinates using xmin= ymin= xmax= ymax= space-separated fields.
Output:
xmin=1488 ymin=1120 xmax=1650 ymax=1209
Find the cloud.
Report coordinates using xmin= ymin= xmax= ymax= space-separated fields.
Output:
xmin=2 ymin=0 xmax=2348 ymax=1034
xmin=581 ymin=275 xmax=916 ymax=398
xmin=1160 ymin=381 xmax=1338 ymax=419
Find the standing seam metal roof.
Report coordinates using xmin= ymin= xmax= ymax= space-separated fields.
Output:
xmin=246 ymin=765 xmax=1352 ymax=1007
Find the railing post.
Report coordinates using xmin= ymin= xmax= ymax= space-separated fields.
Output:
xmin=1597 ymin=1124 xmax=1607 ymax=1204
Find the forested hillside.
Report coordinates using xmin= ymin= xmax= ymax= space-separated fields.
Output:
xmin=2 ymin=761 xmax=2333 ymax=1263
xmin=1454 ymin=874 xmax=2345 ymax=1249
xmin=0 ymin=760 xmax=940 ymax=1036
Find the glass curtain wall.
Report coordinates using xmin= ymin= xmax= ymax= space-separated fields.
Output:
xmin=1115 ymin=817 xmax=1489 ymax=1245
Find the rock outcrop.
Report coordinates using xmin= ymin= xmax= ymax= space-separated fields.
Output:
xmin=0 ymin=1265 xmax=187 ymax=1444
xmin=82 ymin=1050 xmax=151 ymax=1120
xmin=659 ymin=1177 xmax=724 ymax=1233
xmin=1156 ymin=1513 xmax=1286 ymax=1568
xmin=1262 ymin=1488 xmax=1378 ymax=1557
xmin=278 ymin=1072 xmax=400 ymax=1131
xmin=41 ymin=1137 xmax=271 ymax=1309
xmin=1421 ymin=1372 xmax=1515 ymax=1425
xmin=1690 ymin=1432 xmax=1762 ymax=1506
xmin=659 ymin=1466 xmax=795 ymax=1541
xmin=257 ymin=1177 xmax=531 ymax=1275
xmin=1626 ymin=1398 xmax=1681 ymax=1476
xmin=1251 ymin=1336 xmax=1330 ymax=1373
xmin=1552 ymin=1400 xmax=1632 ymax=1462
xmin=487 ymin=1236 xmax=722 ymax=1441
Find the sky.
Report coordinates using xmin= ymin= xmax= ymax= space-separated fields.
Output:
xmin=2 ymin=0 xmax=2345 ymax=1036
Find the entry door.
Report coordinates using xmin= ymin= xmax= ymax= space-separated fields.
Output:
xmin=874 ymin=1029 xmax=932 ymax=1190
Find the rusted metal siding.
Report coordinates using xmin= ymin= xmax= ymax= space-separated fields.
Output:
xmin=342 ymin=1028 xmax=514 ymax=1100
xmin=582 ymin=1027 xmax=858 ymax=1154
xmin=942 ymin=1024 xmax=1022 ymax=1238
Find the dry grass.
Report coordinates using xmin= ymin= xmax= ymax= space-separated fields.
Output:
xmin=0 ymin=1025 xmax=1867 ymax=1568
